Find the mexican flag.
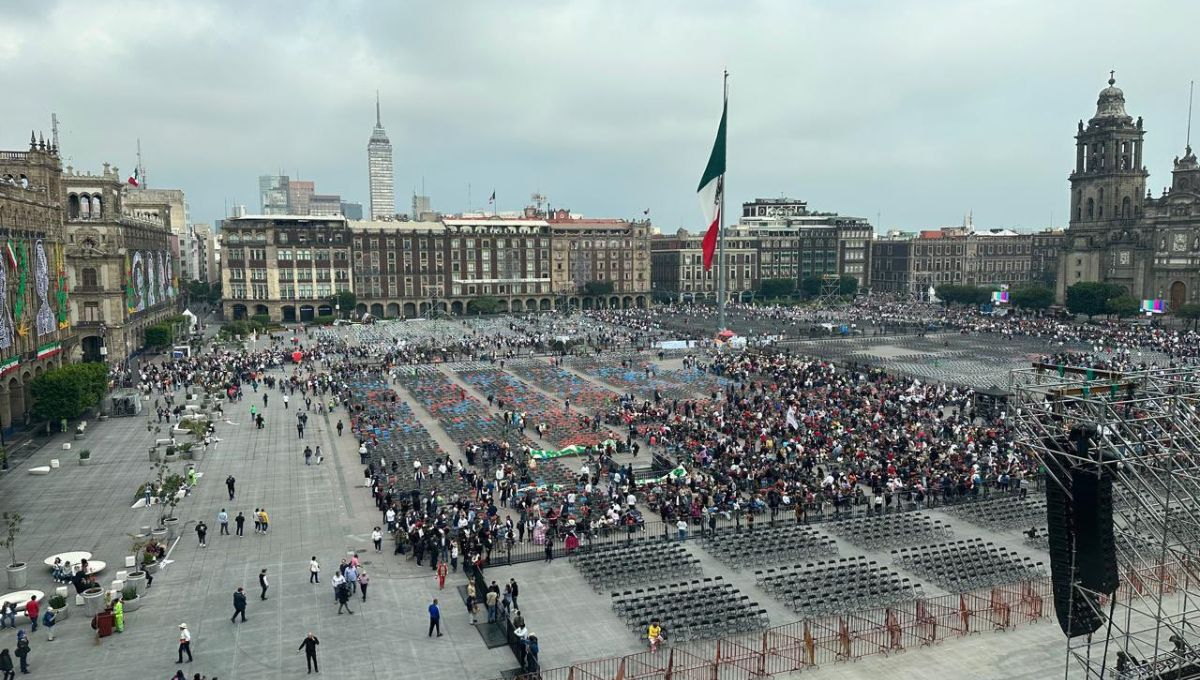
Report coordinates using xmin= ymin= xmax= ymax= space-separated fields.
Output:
xmin=697 ymin=97 xmax=727 ymax=270
xmin=3 ymin=242 xmax=15 ymax=270
xmin=36 ymin=342 xmax=62 ymax=360
xmin=127 ymin=168 xmax=140 ymax=187
xmin=0 ymin=356 xmax=18 ymax=377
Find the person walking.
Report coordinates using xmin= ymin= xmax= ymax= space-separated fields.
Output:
xmin=298 ymin=632 xmax=320 ymax=674
xmin=258 ymin=509 xmax=270 ymax=534
xmin=436 ymin=561 xmax=447 ymax=590
xmin=177 ymin=623 xmax=193 ymax=663
xmin=259 ymin=569 xmax=270 ymax=600
xmin=509 ymin=579 xmax=520 ymax=610
xmin=344 ymin=564 xmax=358 ymax=594
xmin=253 ymin=509 xmax=261 ymax=534
xmin=427 ymin=599 xmax=442 ymax=637
xmin=0 ymin=648 xmax=13 ymax=680
xmin=485 ymin=588 xmax=499 ymax=624
xmin=217 ymin=509 xmax=229 ymax=535
xmin=226 ymin=475 xmax=236 ymax=500
xmin=336 ymin=420 xmax=343 ymax=437
xmin=465 ymin=582 xmax=478 ymax=625
xmin=335 ymin=582 xmax=353 ymax=615
xmin=13 ymin=631 xmax=28 ymax=674
xmin=309 ymin=557 xmax=320 ymax=584
xmin=235 ymin=511 xmax=245 ymax=537
xmin=358 ymin=569 xmax=370 ymax=603
xmin=371 ymin=527 xmax=383 ymax=553
xmin=231 ymin=588 xmax=247 ymax=623
xmin=195 ymin=521 xmax=208 ymax=548
xmin=23 ymin=598 xmax=38 ymax=633
xmin=42 ymin=608 xmax=55 ymax=642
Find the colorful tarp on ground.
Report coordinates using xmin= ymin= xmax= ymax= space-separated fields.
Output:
xmin=529 ymin=439 xmax=618 ymax=460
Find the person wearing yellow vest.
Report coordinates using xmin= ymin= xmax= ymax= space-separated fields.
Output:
xmin=648 ymin=621 xmax=664 ymax=651
xmin=113 ymin=597 xmax=125 ymax=633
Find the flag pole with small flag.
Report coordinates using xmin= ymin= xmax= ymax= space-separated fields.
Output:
xmin=126 ymin=167 xmax=139 ymax=188
xmin=697 ymin=71 xmax=728 ymax=332
xmin=488 ymin=190 xmax=496 ymax=216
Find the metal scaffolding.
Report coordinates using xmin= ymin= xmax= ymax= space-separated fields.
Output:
xmin=1010 ymin=364 xmax=1200 ymax=679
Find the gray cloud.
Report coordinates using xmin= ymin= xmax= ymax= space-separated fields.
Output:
xmin=3 ymin=0 xmax=1197 ymax=231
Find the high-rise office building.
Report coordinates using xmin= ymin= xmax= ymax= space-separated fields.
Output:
xmin=368 ymin=94 xmax=395 ymax=219
xmin=310 ymin=194 xmax=342 ymax=216
xmin=286 ymin=180 xmax=315 ymax=215
xmin=340 ymin=201 xmax=364 ymax=220
xmin=258 ymin=175 xmax=289 ymax=215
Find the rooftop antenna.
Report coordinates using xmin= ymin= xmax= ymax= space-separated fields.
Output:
xmin=136 ymin=138 xmax=146 ymax=188
xmin=50 ymin=113 xmax=59 ymax=150
xmin=376 ymin=90 xmax=381 ymax=127
xmin=1187 ymin=79 xmax=1195 ymax=153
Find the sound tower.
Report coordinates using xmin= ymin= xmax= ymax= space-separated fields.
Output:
xmin=1073 ymin=467 xmax=1119 ymax=593
xmin=1043 ymin=436 xmax=1106 ymax=637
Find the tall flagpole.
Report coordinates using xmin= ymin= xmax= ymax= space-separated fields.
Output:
xmin=717 ymin=70 xmax=729 ymax=333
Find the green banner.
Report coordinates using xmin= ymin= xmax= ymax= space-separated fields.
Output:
xmin=529 ymin=439 xmax=618 ymax=460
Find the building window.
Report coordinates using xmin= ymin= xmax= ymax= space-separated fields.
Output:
xmin=81 ymin=267 xmax=98 ymax=288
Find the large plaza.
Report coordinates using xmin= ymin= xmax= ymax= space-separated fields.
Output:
xmin=0 ymin=315 xmax=1193 ymax=680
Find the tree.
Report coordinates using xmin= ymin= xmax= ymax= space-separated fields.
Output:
xmin=144 ymin=323 xmax=173 ymax=348
xmin=31 ymin=363 xmax=109 ymax=424
xmin=1176 ymin=302 xmax=1200 ymax=330
xmin=0 ymin=511 xmax=22 ymax=568
xmin=1009 ymin=285 xmax=1055 ymax=311
xmin=800 ymin=276 xmax=824 ymax=297
xmin=759 ymin=278 xmax=795 ymax=298
xmin=1066 ymin=282 xmax=1124 ymax=318
xmin=838 ymin=275 xmax=859 ymax=296
xmin=583 ymin=280 xmax=614 ymax=296
xmin=467 ymin=296 xmax=503 ymax=315
xmin=334 ymin=291 xmax=356 ymax=318
xmin=1106 ymin=294 xmax=1140 ymax=318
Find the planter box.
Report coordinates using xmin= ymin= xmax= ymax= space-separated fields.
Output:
xmin=125 ymin=571 xmax=147 ymax=597
xmin=79 ymin=457 xmax=91 ymax=466
xmin=81 ymin=587 xmax=105 ymax=616
xmin=121 ymin=596 xmax=142 ymax=612
xmin=50 ymin=605 xmax=69 ymax=621
xmin=143 ymin=561 xmax=160 ymax=574
xmin=150 ymin=527 xmax=168 ymax=542
xmin=6 ymin=562 xmax=27 ymax=589
xmin=163 ymin=517 xmax=180 ymax=540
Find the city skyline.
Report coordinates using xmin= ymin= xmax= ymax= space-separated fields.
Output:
xmin=3 ymin=1 xmax=1198 ymax=232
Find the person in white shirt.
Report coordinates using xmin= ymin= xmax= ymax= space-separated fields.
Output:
xmin=372 ymin=527 xmax=383 ymax=553
xmin=309 ymin=557 xmax=320 ymax=583
xmin=331 ymin=572 xmax=345 ymax=602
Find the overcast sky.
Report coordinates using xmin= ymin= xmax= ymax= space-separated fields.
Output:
xmin=3 ymin=1 xmax=1198 ymax=232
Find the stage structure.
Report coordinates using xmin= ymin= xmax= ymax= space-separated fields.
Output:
xmin=1010 ymin=364 xmax=1200 ymax=679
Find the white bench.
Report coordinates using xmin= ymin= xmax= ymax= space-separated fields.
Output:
xmin=29 ymin=466 xmax=50 ymax=475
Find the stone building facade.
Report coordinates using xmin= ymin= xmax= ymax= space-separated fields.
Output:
xmin=1057 ymin=76 xmax=1200 ymax=310
xmin=220 ymin=210 xmax=652 ymax=322
xmin=0 ymin=135 xmax=77 ymax=431
xmin=869 ymin=228 xmax=1042 ymax=295
xmin=739 ymin=198 xmax=873 ymax=289
xmin=63 ymin=163 xmax=179 ymax=363
xmin=650 ymin=228 xmax=759 ymax=300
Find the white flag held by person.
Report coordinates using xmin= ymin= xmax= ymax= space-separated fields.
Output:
xmin=786 ymin=405 xmax=799 ymax=431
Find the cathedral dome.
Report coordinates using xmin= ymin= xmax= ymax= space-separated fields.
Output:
xmin=1092 ymin=75 xmax=1131 ymax=123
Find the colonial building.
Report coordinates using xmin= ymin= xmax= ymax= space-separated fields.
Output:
xmin=63 ymin=163 xmax=179 ymax=363
xmin=0 ymin=134 xmax=77 ymax=431
xmin=739 ymin=198 xmax=873 ymax=289
xmin=219 ymin=208 xmax=651 ymax=322
xmin=869 ymin=227 xmax=1044 ymax=295
xmin=1057 ymin=75 xmax=1200 ymax=310
xmin=650 ymin=228 xmax=758 ymax=300
xmin=221 ymin=215 xmax=352 ymax=323
xmin=547 ymin=210 xmax=651 ymax=310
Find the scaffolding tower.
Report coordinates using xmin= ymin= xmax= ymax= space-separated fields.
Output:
xmin=1010 ymin=364 xmax=1200 ymax=679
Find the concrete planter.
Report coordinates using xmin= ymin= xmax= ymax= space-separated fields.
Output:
xmin=78 ymin=455 xmax=91 ymax=466
xmin=5 ymin=562 xmax=27 ymax=589
xmin=150 ymin=527 xmax=168 ymax=542
xmin=125 ymin=571 xmax=147 ymax=597
xmin=50 ymin=604 xmax=69 ymax=621
xmin=121 ymin=595 xmax=142 ymax=612
xmin=143 ymin=560 xmax=160 ymax=574
xmin=163 ymin=517 xmax=180 ymax=540
xmin=82 ymin=587 xmax=105 ymax=616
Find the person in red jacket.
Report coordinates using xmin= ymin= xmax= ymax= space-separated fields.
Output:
xmin=24 ymin=596 xmax=39 ymax=633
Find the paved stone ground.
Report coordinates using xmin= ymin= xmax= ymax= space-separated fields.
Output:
xmin=0 ymin=323 xmax=1181 ymax=680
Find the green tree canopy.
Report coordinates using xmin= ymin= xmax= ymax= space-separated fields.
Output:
xmin=334 ymin=291 xmax=356 ymax=317
xmin=467 ymin=296 xmax=503 ymax=315
xmin=144 ymin=323 xmax=173 ymax=348
xmin=838 ymin=275 xmax=859 ymax=296
xmin=800 ymin=276 xmax=824 ymax=297
xmin=584 ymin=280 xmax=614 ymax=296
xmin=1009 ymin=285 xmax=1055 ymax=311
xmin=1066 ymin=282 xmax=1124 ymax=318
xmin=1176 ymin=302 xmax=1200 ymax=329
xmin=758 ymin=278 xmax=795 ymax=298
xmin=1105 ymin=294 xmax=1140 ymax=317
xmin=31 ymin=363 xmax=109 ymax=423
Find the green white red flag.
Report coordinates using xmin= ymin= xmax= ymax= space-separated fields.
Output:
xmin=697 ymin=98 xmax=727 ymax=270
